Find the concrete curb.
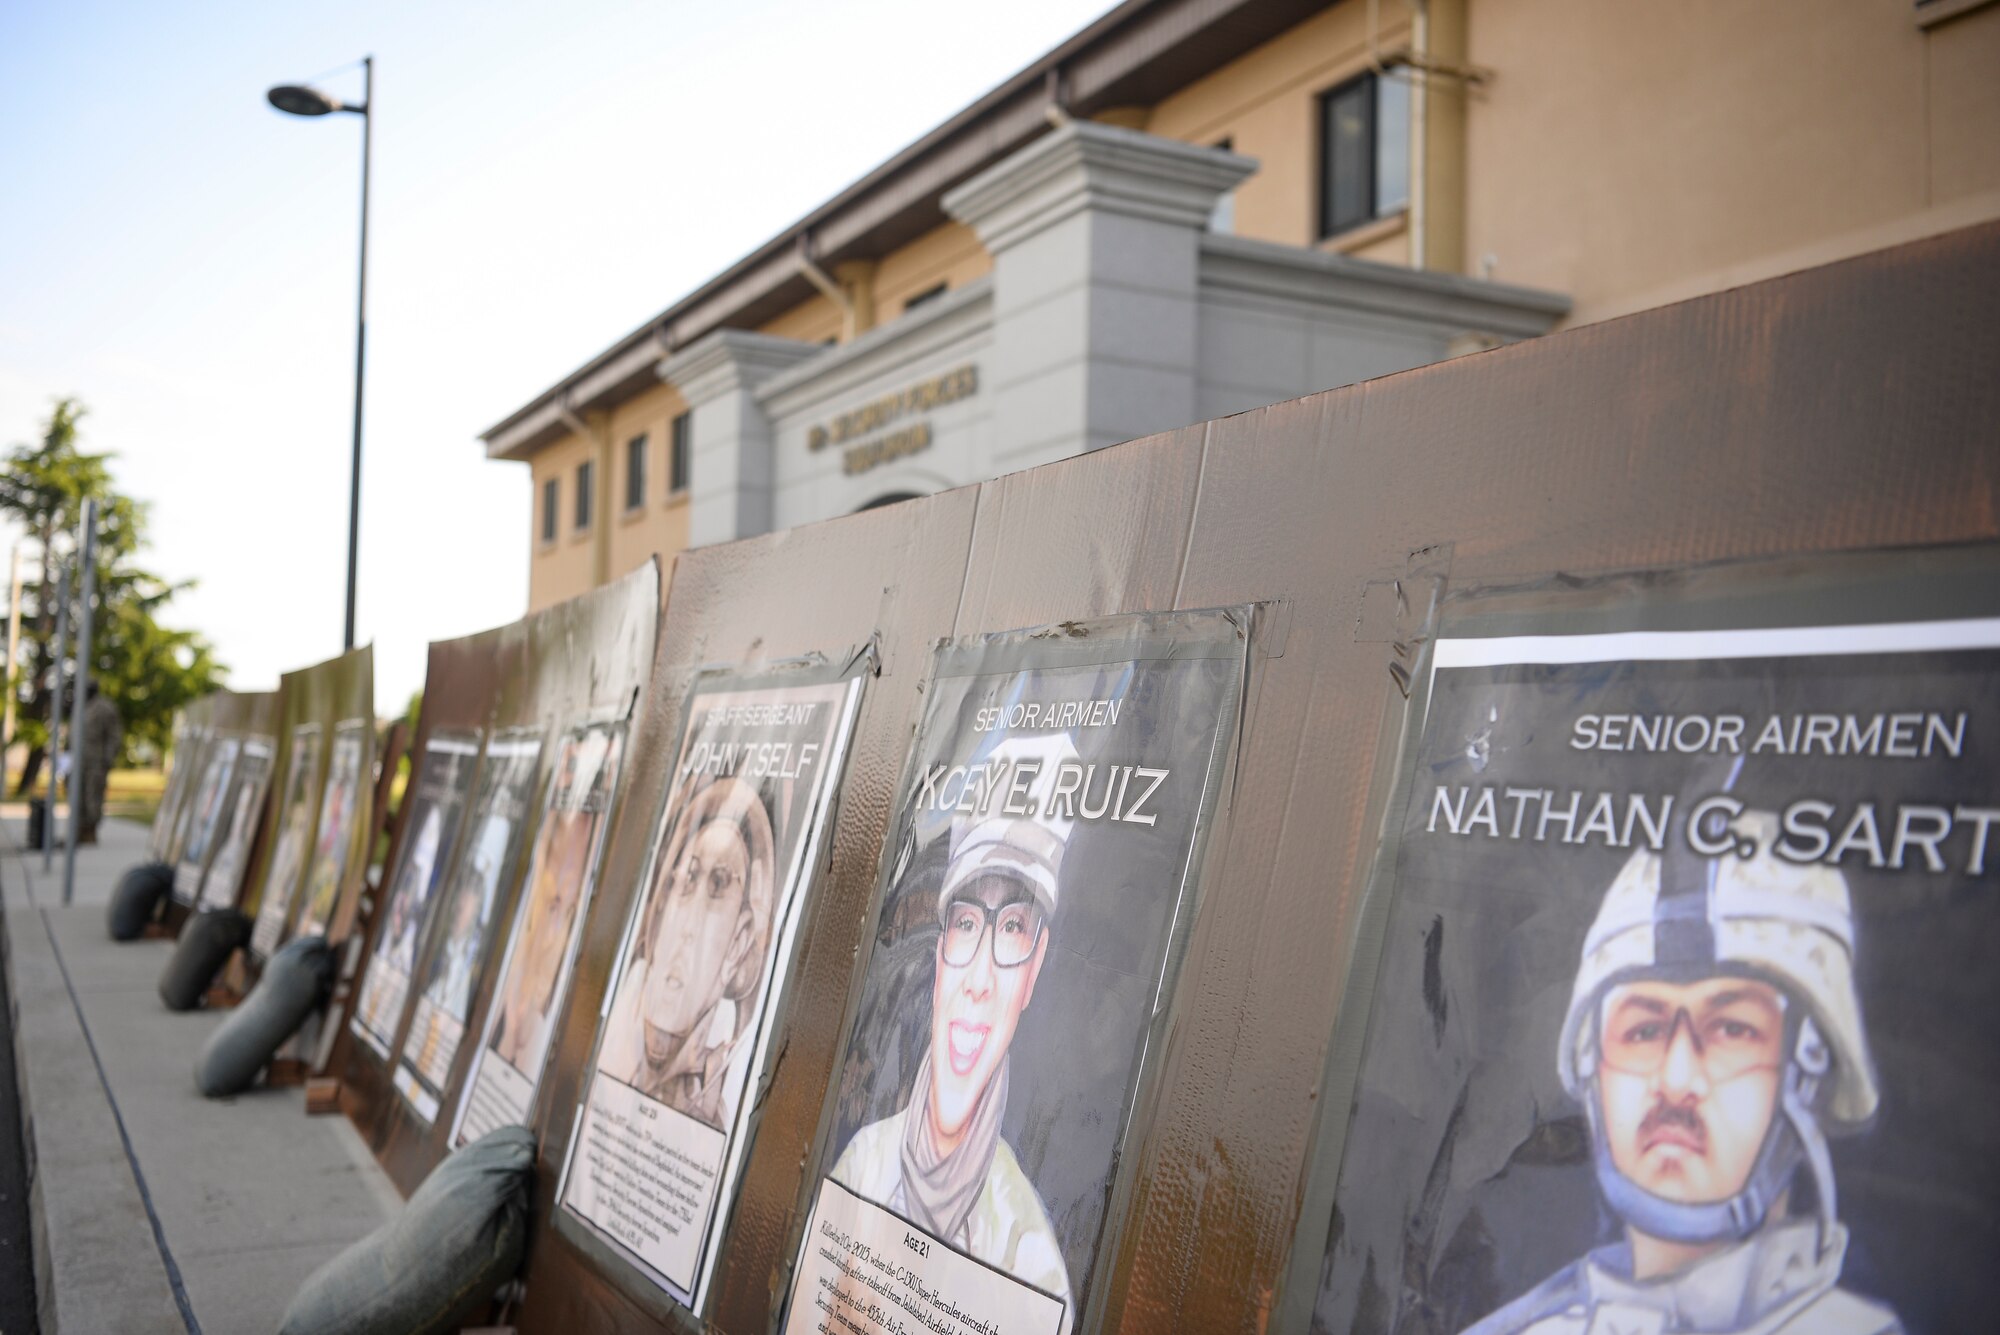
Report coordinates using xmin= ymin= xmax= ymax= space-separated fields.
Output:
xmin=2 ymin=837 xmax=186 ymax=1334
xmin=0 ymin=810 xmax=402 ymax=1334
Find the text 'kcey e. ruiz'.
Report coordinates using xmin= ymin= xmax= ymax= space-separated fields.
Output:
xmin=917 ymin=754 xmax=1169 ymax=827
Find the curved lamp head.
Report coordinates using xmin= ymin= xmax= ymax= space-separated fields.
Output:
xmin=268 ymin=83 xmax=349 ymax=116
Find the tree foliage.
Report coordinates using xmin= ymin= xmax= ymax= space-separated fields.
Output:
xmin=2 ymin=398 xmax=226 ymax=787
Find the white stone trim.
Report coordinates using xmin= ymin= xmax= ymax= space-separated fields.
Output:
xmin=944 ymin=121 xmax=1257 ymax=254
xmin=758 ymin=279 xmax=994 ymax=418
xmin=658 ymin=328 xmax=821 ymax=404
xmin=1199 ymin=233 xmax=1571 ymax=337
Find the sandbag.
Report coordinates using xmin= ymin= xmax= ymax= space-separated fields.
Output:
xmin=158 ymin=909 xmax=251 ymax=1011
xmin=193 ymin=935 xmax=333 ymax=1097
xmin=107 ymin=862 xmax=173 ymax=940
xmin=278 ymin=1125 xmax=535 ymax=1335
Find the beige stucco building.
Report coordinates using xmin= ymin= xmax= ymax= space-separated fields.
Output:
xmin=485 ymin=0 xmax=2000 ymax=612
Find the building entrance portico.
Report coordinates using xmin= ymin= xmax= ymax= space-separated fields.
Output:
xmin=662 ymin=120 xmax=1565 ymax=550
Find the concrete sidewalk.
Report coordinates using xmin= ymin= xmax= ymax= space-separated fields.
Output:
xmin=1 ymin=809 xmax=400 ymax=1334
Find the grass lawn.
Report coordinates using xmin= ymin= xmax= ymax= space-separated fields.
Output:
xmin=106 ymin=769 xmax=166 ymax=824
xmin=9 ymin=767 xmax=167 ymax=825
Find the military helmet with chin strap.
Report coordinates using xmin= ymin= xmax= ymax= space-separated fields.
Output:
xmin=1560 ymin=806 xmax=1878 ymax=1248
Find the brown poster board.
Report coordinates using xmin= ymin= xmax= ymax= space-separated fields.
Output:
xmin=504 ymin=222 xmax=2000 ymax=1335
xmin=192 ymin=700 xmax=283 ymax=914
xmin=337 ymin=562 xmax=659 ymax=1196
xmin=161 ymin=689 xmax=279 ymax=945
xmin=517 ymin=486 xmax=982 ymax=1334
xmin=167 ymin=689 xmax=280 ymax=913
xmin=146 ymin=699 xmax=206 ymax=863
xmin=152 ymin=695 xmax=218 ymax=868
xmin=240 ymin=644 xmax=374 ymax=963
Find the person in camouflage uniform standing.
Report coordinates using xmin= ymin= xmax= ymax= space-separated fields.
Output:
xmin=78 ymin=681 xmax=121 ymax=844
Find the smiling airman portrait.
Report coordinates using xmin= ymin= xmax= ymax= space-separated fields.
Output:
xmin=830 ymin=732 xmax=1076 ymax=1319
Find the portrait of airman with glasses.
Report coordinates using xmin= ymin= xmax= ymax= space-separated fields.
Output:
xmin=601 ymin=774 xmax=776 ymax=1128
xmin=831 ymin=731 xmax=1076 ymax=1324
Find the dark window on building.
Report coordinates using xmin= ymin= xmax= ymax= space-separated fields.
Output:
xmin=1318 ymin=69 xmax=1410 ymax=239
xmin=903 ymin=281 xmax=949 ymax=313
xmin=624 ymin=434 xmax=648 ymax=512
xmin=669 ymin=411 xmax=691 ymax=495
xmin=541 ymin=477 xmax=558 ymax=544
xmin=575 ymin=460 xmax=594 ymax=531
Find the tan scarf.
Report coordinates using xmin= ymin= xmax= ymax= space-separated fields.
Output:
xmin=900 ymin=1049 xmax=1008 ymax=1243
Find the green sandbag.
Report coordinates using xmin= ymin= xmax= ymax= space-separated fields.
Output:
xmin=108 ymin=862 xmax=173 ymax=940
xmin=278 ymin=1125 xmax=535 ymax=1335
xmin=192 ymin=935 xmax=332 ymax=1096
xmin=158 ymin=909 xmax=250 ymax=1011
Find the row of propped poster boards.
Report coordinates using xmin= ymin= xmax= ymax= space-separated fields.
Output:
xmin=152 ymin=652 xmax=375 ymax=962
xmin=150 ymin=221 xmax=2000 ymax=1334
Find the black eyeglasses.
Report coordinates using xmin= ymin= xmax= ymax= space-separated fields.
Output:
xmin=940 ymin=898 xmax=1045 ymax=968
xmin=671 ymin=855 xmax=742 ymax=902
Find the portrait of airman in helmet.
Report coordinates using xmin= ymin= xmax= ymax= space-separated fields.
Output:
xmin=1464 ymin=808 xmax=1899 ymax=1335
xmin=1310 ymin=624 xmax=2000 ymax=1335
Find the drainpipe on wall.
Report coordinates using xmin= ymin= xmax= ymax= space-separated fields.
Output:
xmin=1043 ymin=65 xmax=1072 ymax=128
xmin=557 ymin=397 xmax=613 ymax=588
xmin=834 ymin=261 xmax=878 ymax=340
xmin=1410 ymin=0 xmax=1427 ymax=270
xmin=1374 ymin=0 xmax=1476 ymax=275
xmin=795 ymin=234 xmax=858 ymax=342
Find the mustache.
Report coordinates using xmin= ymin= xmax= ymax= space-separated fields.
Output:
xmin=1638 ymin=1100 xmax=1707 ymax=1147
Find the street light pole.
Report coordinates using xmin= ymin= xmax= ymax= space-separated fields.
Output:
xmin=64 ymin=501 xmax=97 ymax=906
xmin=267 ymin=57 xmax=372 ymax=651
xmin=345 ymin=55 xmax=371 ymax=652
xmin=43 ymin=565 xmax=67 ymax=871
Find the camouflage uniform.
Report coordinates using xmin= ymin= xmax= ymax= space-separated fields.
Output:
xmin=833 ymin=1108 xmax=1073 ymax=1332
xmin=79 ymin=690 xmax=122 ymax=842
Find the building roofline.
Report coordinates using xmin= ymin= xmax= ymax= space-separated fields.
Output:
xmin=481 ymin=0 xmax=1335 ymax=457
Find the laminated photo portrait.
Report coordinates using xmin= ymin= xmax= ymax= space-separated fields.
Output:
xmin=249 ymin=723 xmax=322 ymax=959
xmin=394 ymin=731 xmax=543 ymax=1122
xmin=784 ymin=612 xmax=1247 ymax=1335
xmin=197 ymin=737 xmax=273 ymax=912
xmin=560 ymin=674 xmax=863 ymax=1308
xmin=453 ymin=721 xmax=624 ymax=1148
xmin=173 ymin=735 xmax=241 ymax=902
xmin=295 ymin=718 xmax=368 ymax=940
xmin=1310 ymin=619 xmax=2000 ymax=1335
xmin=352 ymin=733 xmax=480 ymax=1061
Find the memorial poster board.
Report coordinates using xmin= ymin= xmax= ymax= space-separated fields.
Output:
xmin=1306 ymin=615 xmax=2000 ymax=1335
xmin=557 ymin=669 xmax=866 ymax=1309
xmin=452 ymin=720 xmax=626 ymax=1148
xmin=393 ymin=731 xmax=544 ymax=1122
xmin=352 ymin=732 xmax=482 ymax=1061
xmin=171 ymin=735 xmax=240 ymax=903
xmin=147 ymin=710 xmax=190 ymax=861
xmin=149 ymin=704 xmax=206 ymax=862
xmin=160 ymin=722 xmax=217 ymax=868
xmin=780 ymin=611 xmax=1247 ymax=1335
xmin=249 ymin=722 xmax=322 ymax=959
xmin=295 ymin=718 xmax=369 ymax=941
xmin=196 ymin=737 xmax=275 ymax=912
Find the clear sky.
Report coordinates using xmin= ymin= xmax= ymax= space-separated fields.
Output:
xmin=0 ymin=0 xmax=1117 ymax=717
